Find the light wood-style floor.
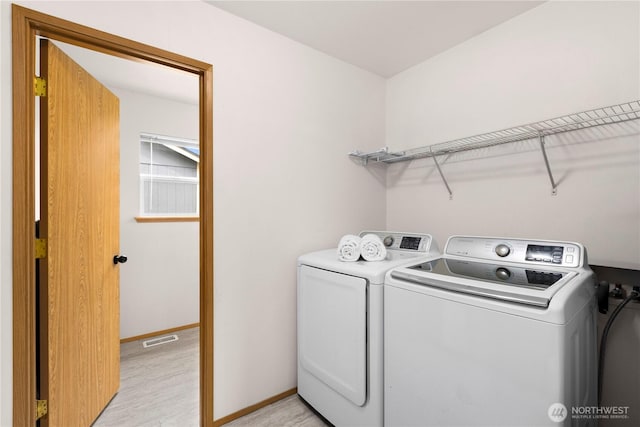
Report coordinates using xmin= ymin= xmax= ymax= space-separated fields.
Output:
xmin=93 ymin=327 xmax=328 ymax=427
xmin=225 ymin=395 xmax=330 ymax=427
xmin=93 ymin=327 xmax=200 ymax=426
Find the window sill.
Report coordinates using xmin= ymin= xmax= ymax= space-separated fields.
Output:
xmin=135 ymin=216 xmax=199 ymax=223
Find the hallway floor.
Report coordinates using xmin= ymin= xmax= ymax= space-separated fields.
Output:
xmin=93 ymin=327 xmax=328 ymax=426
xmin=93 ymin=327 xmax=199 ymax=426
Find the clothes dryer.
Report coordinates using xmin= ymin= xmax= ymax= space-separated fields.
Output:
xmin=297 ymin=231 xmax=438 ymax=427
xmin=384 ymin=235 xmax=597 ymax=427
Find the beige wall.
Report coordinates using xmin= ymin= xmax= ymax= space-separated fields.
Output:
xmin=0 ymin=0 xmax=386 ymax=424
xmin=113 ymin=87 xmax=200 ymax=340
xmin=0 ymin=2 xmax=9 ymax=425
xmin=385 ymin=1 xmax=640 ymax=270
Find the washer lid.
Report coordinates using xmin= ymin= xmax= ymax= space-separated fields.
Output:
xmin=411 ymin=258 xmax=568 ymax=289
xmin=390 ymin=257 xmax=577 ymax=308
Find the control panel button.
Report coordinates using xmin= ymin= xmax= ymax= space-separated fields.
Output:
xmin=495 ymin=244 xmax=511 ymax=257
xmin=383 ymin=236 xmax=394 ymax=247
xmin=566 ymin=255 xmax=574 ymax=264
xmin=495 ymin=267 xmax=511 ymax=280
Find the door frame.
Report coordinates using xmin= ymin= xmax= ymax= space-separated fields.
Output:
xmin=12 ymin=5 xmax=214 ymax=426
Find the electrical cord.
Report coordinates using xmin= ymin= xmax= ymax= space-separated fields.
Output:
xmin=598 ymin=288 xmax=639 ymax=406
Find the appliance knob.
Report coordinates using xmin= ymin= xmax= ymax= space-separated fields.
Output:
xmin=383 ymin=236 xmax=394 ymax=247
xmin=495 ymin=244 xmax=511 ymax=257
xmin=495 ymin=267 xmax=511 ymax=280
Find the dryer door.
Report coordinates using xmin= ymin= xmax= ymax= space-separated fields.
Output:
xmin=298 ymin=265 xmax=367 ymax=406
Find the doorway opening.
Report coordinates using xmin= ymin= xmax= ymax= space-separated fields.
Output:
xmin=12 ymin=5 xmax=213 ymax=426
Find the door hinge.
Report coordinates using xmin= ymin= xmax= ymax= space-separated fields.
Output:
xmin=36 ymin=399 xmax=48 ymax=420
xmin=35 ymin=238 xmax=47 ymax=259
xmin=34 ymin=76 xmax=47 ymax=97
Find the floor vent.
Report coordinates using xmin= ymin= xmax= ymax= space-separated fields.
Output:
xmin=143 ymin=334 xmax=179 ymax=348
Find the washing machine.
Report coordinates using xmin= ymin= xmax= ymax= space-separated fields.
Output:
xmin=384 ymin=235 xmax=597 ymax=427
xmin=297 ymin=231 xmax=439 ymax=427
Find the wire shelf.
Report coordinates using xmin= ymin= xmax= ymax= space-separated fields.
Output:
xmin=349 ymin=100 xmax=640 ymax=165
xmin=349 ymin=100 xmax=640 ymax=198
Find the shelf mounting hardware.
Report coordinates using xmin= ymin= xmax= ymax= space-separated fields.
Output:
xmin=430 ymin=147 xmax=453 ymax=199
xmin=538 ymin=133 xmax=558 ymax=195
xmin=349 ymin=147 xmax=405 ymax=165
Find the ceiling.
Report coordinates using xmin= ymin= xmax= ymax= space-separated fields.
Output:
xmin=207 ymin=1 xmax=544 ymax=77
xmin=56 ymin=1 xmax=544 ymax=105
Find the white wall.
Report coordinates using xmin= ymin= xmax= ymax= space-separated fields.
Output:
xmin=0 ymin=0 xmax=386 ymax=424
xmin=386 ymin=0 xmax=640 ymax=270
xmin=113 ymin=87 xmax=200 ymax=339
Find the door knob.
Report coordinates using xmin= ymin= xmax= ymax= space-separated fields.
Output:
xmin=113 ymin=255 xmax=128 ymax=265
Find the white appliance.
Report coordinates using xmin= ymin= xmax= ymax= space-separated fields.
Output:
xmin=384 ymin=236 xmax=597 ymax=427
xmin=297 ymin=231 xmax=438 ymax=427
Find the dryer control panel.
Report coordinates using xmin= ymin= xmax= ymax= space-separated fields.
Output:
xmin=360 ymin=231 xmax=437 ymax=254
xmin=445 ymin=236 xmax=583 ymax=268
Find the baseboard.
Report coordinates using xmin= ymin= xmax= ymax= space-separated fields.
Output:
xmin=212 ymin=387 xmax=298 ymax=426
xmin=120 ymin=322 xmax=200 ymax=343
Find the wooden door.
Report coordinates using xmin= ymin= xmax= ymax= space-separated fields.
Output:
xmin=39 ymin=39 xmax=121 ymax=426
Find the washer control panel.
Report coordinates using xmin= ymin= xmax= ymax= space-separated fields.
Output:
xmin=359 ymin=231 xmax=437 ymax=254
xmin=445 ymin=236 xmax=582 ymax=268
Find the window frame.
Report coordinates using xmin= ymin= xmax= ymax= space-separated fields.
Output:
xmin=137 ymin=133 xmax=200 ymax=221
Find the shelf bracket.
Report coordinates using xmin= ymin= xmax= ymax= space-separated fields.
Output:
xmin=538 ymin=134 xmax=558 ymax=195
xmin=430 ymin=147 xmax=453 ymax=199
xmin=349 ymin=147 xmax=390 ymax=166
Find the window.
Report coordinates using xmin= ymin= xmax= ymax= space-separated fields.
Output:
xmin=139 ymin=133 xmax=199 ymax=217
